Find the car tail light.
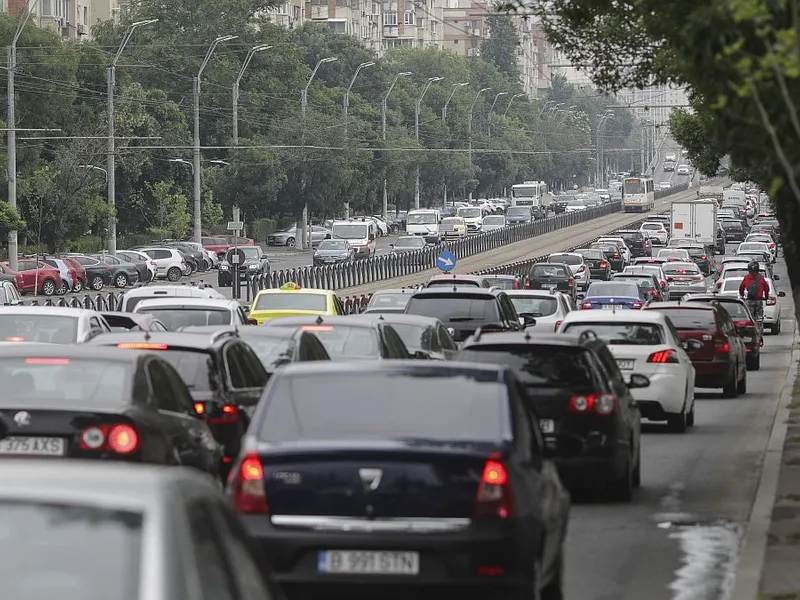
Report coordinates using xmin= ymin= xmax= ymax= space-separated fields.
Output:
xmin=600 ymin=261 xmax=608 ymax=268
xmin=231 ymin=453 xmax=269 ymax=514
xmin=475 ymin=457 xmax=513 ymax=518
xmin=631 ymin=301 xmax=642 ymax=309
xmin=209 ymin=404 xmax=240 ymax=424
xmin=79 ymin=424 xmax=139 ymax=454
xmin=193 ymin=402 xmax=206 ymax=415
xmin=613 ymin=253 xmax=620 ymax=259
xmin=648 ymin=349 xmax=679 ymax=363
xmin=568 ymin=277 xmax=574 ymax=287
xmin=767 ymin=296 xmax=777 ymax=306
xmin=577 ymin=265 xmax=585 ymax=273
xmin=581 ymin=301 xmax=592 ymax=309
xmin=769 ymin=243 xmax=775 ymax=249
xmin=660 ymin=281 xmax=666 ymax=289
xmin=734 ymin=319 xmax=755 ymax=328
xmin=554 ymin=320 xmax=562 ymax=331
xmin=699 ymin=255 xmax=707 ymax=260
xmin=569 ymin=393 xmax=617 ymax=415
xmin=715 ymin=338 xmax=730 ymax=353
xmin=524 ymin=275 xmax=531 ymax=289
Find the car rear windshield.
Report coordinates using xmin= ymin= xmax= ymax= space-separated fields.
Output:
xmin=259 ymin=370 xmax=508 ymax=442
xmin=576 ymin=249 xmax=605 ymax=260
xmin=254 ymin=293 xmax=327 ymax=312
xmin=406 ymin=296 xmax=499 ymax=324
xmin=614 ymin=276 xmax=656 ymax=289
xmin=586 ymin=282 xmax=640 ymax=297
xmin=0 ymin=500 xmax=141 ymax=600
xmin=690 ymin=299 xmax=750 ymax=319
xmin=367 ymin=293 xmax=411 ymax=310
xmin=483 ymin=277 xmax=517 ymax=290
xmin=530 ymin=265 xmax=569 ymax=277
xmin=592 ymin=244 xmax=617 ymax=253
xmin=457 ymin=345 xmax=595 ymax=387
xmin=483 ymin=216 xmax=505 ymax=225
xmin=723 ymin=279 xmax=743 ymax=291
xmin=298 ymin=325 xmax=380 ymax=360
xmin=619 ymin=232 xmax=644 ymax=242
xmin=146 ymin=349 xmax=214 ymax=391
xmin=135 ymin=308 xmax=230 ymax=330
xmin=561 ymin=322 xmax=665 ymax=345
xmin=683 ymin=247 xmax=707 ymax=257
xmin=507 ymin=207 xmax=531 ymax=216
xmin=658 ymin=250 xmax=688 ymax=259
xmin=238 ymin=335 xmax=294 ymax=371
xmin=508 ymin=295 xmax=558 ymax=317
xmin=0 ymin=357 xmax=131 ymax=407
xmin=662 ymin=264 xmax=700 ymax=275
xmin=0 ymin=315 xmax=79 ymax=344
xmin=651 ymin=308 xmax=716 ymax=330
xmin=641 ymin=223 xmax=663 ymax=230
xmin=549 ymin=254 xmax=582 ymax=265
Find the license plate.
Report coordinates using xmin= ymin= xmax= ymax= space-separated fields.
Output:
xmin=602 ymin=304 xmax=626 ymax=310
xmin=540 ymin=419 xmax=555 ymax=434
xmin=743 ymin=337 xmax=752 ymax=342
xmin=672 ymin=280 xmax=690 ymax=285
xmin=0 ymin=436 xmax=65 ymax=456
xmin=547 ymin=284 xmax=558 ymax=290
xmin=616 ymin=359 xmax=635 ymax=370
xmin=318 ymin=551 xmax=419 ymax=575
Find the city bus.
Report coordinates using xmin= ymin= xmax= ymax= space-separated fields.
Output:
xmin=622 ymin=176 xmax=655 ymax=213
xmin=511 ymin=181 xmax=550 ymax=217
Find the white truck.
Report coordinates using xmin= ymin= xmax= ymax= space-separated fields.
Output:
xmin=671 ymin=200 xmax=718 ymax=246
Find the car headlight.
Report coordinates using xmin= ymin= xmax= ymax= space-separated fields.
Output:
xmin=248 ymin=263 xmax=259 ymax=269
xmin=219 ymin=265 xmax=229 ymax=270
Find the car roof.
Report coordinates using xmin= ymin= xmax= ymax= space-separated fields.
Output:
xmin=88 ymin=331 xmax=229 ymax=350
xmin=683 ymin=294 xmax=747 ymax=304
xmin=644 ymin=301 xmax=716 ymax=311
xmin=483 ymin=274 xmax=518 ymax=279
xmin=0 ymin=306 xmax=96 ymax=318
xmin=371 ymin=288 xmax=417 ymax=295
xmin=562 ymin=309 xmax=668 ymax=324
xmin=274 ymin=359 xmax=507 ymax=380
xmin=264 ymin=315 xmax=379 ymax=328
xmin=461 ymin=331 xmax=591 ymax=348
xmin=133 ymin=297 xmax=238 ymax=310
xmin=0 ymin=343 xmax=144 ymax=362
xmin=359 ymin=313 xmax=443 ymax=327
xmin=411 ymin=287 xmax=501 ymax=299
xmin=612 ymin=272 xmax=655 ymax=279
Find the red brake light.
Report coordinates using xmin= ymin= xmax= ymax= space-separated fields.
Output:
xmin=232 ymin=453 xmax=269 ymax=514
xmin=599 ymin=261 xmax=608 ymax=268
xmin=699 ymin=255 xmax=707 ymax=260
xmin=613 ymin=253 xmax=620 ymax=258
xmin=734 ymin=320 xmax=754 ymax=328
xmin=79 ymin=423 xmax=139 ymax=454
xmin=577 ymin=266 xmax=585 ymax=273
xmin=117 ymin=343 xmax=169 ymax=350
xmin=647 ymin=349 xmax=679 ymax=363
xmin=660 ymin=281 xmax=666 ymax=289
xmin=581 ymin=301 xmax=592 ymax=309
xmin=222 ymin=404 xmax=237 ymax=415
xmin=715 ymin=338 xmax=730 ymax=353
xmin=568 ymin=277 xmax=574 ymax=287
xmin=475 ymin=456 xmax=513 ymax=518
xmin=193 ymin=402 xmax=206 ymax=415
xmin=632 ymin=301 xmax=643 ymax=309
xmin=24 ymin=358 xmax=69 ymax=365
xmin=513 ymin=280 xmax=520 ymax=289
xmin=767 ymin=296 xmax=777 ymax=306
xmin=554 ymin=320 xmax=562 ymax=332
xmin=568 ymin=393 xmax=617 ymax=415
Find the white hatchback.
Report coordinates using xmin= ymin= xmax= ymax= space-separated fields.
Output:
xmin=640 ymin=221 xmax=669 ymax=246
xmin=741 ymin=236 xmax=777 ymax=261
xmin=558 ymin=310 xmax=696 ymax=431
xmin=506 ymin=290 xmax=573 ymax=333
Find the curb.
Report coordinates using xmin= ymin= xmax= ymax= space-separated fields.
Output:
xmin=730 ymin=320 xmax=800 ymax=600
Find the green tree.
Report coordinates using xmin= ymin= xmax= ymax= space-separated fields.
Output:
xmin=147 ymin=181 xmax=191 ymax=238
xmin=481 ymin=15 xmax=520 ymax=82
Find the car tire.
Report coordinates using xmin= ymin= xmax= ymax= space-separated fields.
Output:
xmin=114 ymin=272 xmax=128 ymax=288
xmin=609 ymin=455 xmax=634 ymax=502
xmin=41 ymin=279 xmax=56 ymax=296
xmin=722 ymin=370 xmax=739 ymax=398
xmin=737 ymin=369 xmax=747 ymax=395
xmin=773 ymin=320 xmax=782 ymax=335
xmin=632 ymin=448 xmax=642 ymax=488
xmin=747 ymin=353 xmax=761 ymax=371
xmin=90 ymin=275 xmax=104 ymax=291
xmin=167 ymin=267 xmax=182 ymax=282
xmin=58 ymin=280 xmax=69 ymax=295
xmin=286 ymin=237 xmax=295 ymax=248
xmin=73 ymin=279 xmax=83 ymax=293
xmin=182 ymin=263 xmax=192 ymax=276
xmin=667 ymin=410 xmax=687 ymax=433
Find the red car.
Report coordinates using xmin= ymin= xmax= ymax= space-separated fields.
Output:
xmin=3 ymin=259 xmax=62 ymax=296
xmin=61 ymin=257 xmax=87 ymax=292
xmin=643 ymin=301 xmax=747 ymax=397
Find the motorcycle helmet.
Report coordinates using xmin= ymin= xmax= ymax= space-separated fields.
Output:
xmin=747 ymin=260 xmax=760 ymax=275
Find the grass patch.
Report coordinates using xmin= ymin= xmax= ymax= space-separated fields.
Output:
xmin=787 ymin=436 xmax=800 ymax=444
xmin=768 ymin=532 xmax=800 ymax=545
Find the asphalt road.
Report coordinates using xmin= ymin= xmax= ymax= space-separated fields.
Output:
xmin=564 ymin=248 xmax=795 ymax=600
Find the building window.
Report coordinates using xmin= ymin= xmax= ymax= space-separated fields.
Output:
xmin=336 ymin=0 xmax=348 ymax=6
xmin=383 ymin=11 xmax=397 ymax=25
xmin=403 ymin=11 xmax=415 ymax=25
xmin=328 ymin=20 xmax=346 ymax=33
xmin=431 ymin=20 xmax=437 ymax=33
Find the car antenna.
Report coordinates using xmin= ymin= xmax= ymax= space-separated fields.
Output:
xmin=378 ymin=315 xmax=385 ymax=320
xmin=143 ymin=329 xmax=151 ymax=342
xmin=315 ymin=315 xmax=324 ymax=325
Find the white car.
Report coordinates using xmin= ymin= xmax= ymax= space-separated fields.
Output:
xmin=548 ymin=252 xmax=591 ymax=291
xmin=558 ymin=310 xmax=696 ymax=431
xmin=482 ymin=215 xmax=507 ymax=231
xmin=659 ymin=182 xmax=672 ymax=190
xmin=737 ymin=240 xmax=775 ymax=263
xmin=640 ymin=221 xmax=669 ymax=245
xmin=116 ymin=250 xmax=158 ymax=281
xmin=656 ymin=248 xmax=691 ymax=262
xmin=456 ymin=206 xmax=484 ymax=233
xmin=132 ymin=297 xmax=252 ymax=329
xmin=677 ymin=164 xmax=690 ymax=175
xmin=505 ymin=290 xmax=573 ymax=333
xmin=597 ymin=237 xmax=632 ymax=264
xmin=119 ymin=283 xmax=225 ymax=312
xmin=665 ymin=153 xmax=677 ymax=163
xmin=717 ymin=276 xmax=784 ymax=333
xmin=0 ymin=306 xmax=112 ymax=343
xmin=136 ymin=247 xmax=186 ymax=282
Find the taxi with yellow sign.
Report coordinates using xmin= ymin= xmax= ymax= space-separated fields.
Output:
xmin=247 ymin=282 xmax=344 ymax=325
xmin=439 ymin=216 xmax=467 ymax=238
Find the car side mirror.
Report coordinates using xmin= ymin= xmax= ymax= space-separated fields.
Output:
xmin=247 ymin=318 xmax=258 ymax=325
xmin=627 ymin=373 xmax=650 ymax=389
xmin=519 ymin=315 xmax=537 ymax=327
xmin=447 ymin=327 xmax=455 ymax=336
xmin=413 ymin=350 xmax=432 ymax=360
xmin=779 ymin=291 xmax=786 ymax=297
xmin=774 ymin=274 xmax=781 ymax=280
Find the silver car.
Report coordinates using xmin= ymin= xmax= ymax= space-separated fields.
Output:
xmin=482 ymin=215 xmax=507 ymax=231
xmin=661 ymin=261 xmax=708 ymax=299
xmin=0 ymin=306 xmax=111 ymax=343
xmin=267 ymin=225 xmax=331 ymax=248
xmin=0 ymin=460 xmax=281 ymax=600
xmin=505 ymin=290 xmax=572 ymax=333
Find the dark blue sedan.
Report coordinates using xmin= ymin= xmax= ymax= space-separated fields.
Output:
xmin=580 ymin=281 xmax=645 ymax=310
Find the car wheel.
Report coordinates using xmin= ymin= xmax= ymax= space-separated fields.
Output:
xmin=609 ymin=454 xmax=634 ymax=502
xmin=667 ymin=410 xmax=687 ymax=433
xmin=73 ymin=279 xmax=83 ymax=293
xmin=747 ymin=353 xmax=761 ymax=371
xmin=58 ymin=280 xmax=68 ymax=295
xmin=737 ymin=368 xmax=747 ymax=395
xmin=114 ymin=272 xmax=128 ymax=288
xmin=773 ymin=320 xmax=782 ymax=335
xmin=182 ymin=263 xmax=192 ymax=276
xmin=722 ymin=371 xmax=739 ymax=398
xmin=167 ymin=267 xmax=182 ymax=282
xmin=286 ymin=237 xmax=295 ymax=248
xmin=90 ymin=275 xmax=104 ymax=291
xmin=41 ymin=279 xmax=56 ymax=296
xmin=686 ymin=403 xmax=695 ymax=427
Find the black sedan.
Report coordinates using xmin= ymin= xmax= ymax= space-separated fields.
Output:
xmin=575 ymin=248 xmax=611 ymax=280
xmin=218 ymin=246 xmax=271 ymax=287
xmin=525 ymin=262 xmax=575 ymax=298
xmin=66 ymin=255 xmax=113 ymax=291
xmin=91 ymin=254 xmax=140 ymax=288
xmin=721 ymin=218 xmax=746 ymax=242
xmin=0 ymin=344 xmax=220 ymax=475
xmin=589 ymin=242 xmax=625 ymax=272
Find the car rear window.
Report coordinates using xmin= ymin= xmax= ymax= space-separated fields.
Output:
xmin=690 ymin=299 xmax=750 ymax=319
xmin=238 ymin=335 xmax=294 ymax=371
xmin=457 ymin=345 xmax=595 ymax=387
xmin=259 ymin=370 xmax=509 ymax=442
xmin=0 ymin=500 xmax=141 ymax=600
xmin=662 ymin=264 xmax=700 ymax=275
xmin=642 ymin=223 xmax=664 ymax=230
xmin=405 ymin=296 xmax=498 ymax=324
xmin=586 ymin=282 xmax=640 ymax=297
xmin=530 ymin=265 xmax=569 ymax=277
xmin=254 ymin=293 xmax=327 ymax=312
xmin=591 ymin=244 xmax=617 ymax=253
xmin=147 ymin=349 xmax=214 ymax=391
xmin=426 ymin=280 xmax=481 ymax=288
xmin=576 ymin=249 xmax=605 ymax=260
xmin=549 ymin=254 xmax=582 ymax=265
xmin=619 ymin=232 xmax=644 ymax=242
xmin=508 ymin=295 xmax=558 ymax=317
xmin=613 ymin=276 xmax=655 ymax=289
xmin=722 ymin=279 xmax=743 ymax=292
xmin=297 ymin=325 xmax=380 ymax=360
xmin=366 ymin=293 xmax=411 ymax=310
xmin=483 ymin=277 xmax=518 ymax=290
xmin=0 ymin=315 xmax=79 ymax=344
xmin=650 ymin=308 xmax=716 ymax=330
xmin=561 ymin=322 xmax=664 ymax=345
xmin=135 ymin=307 xmax=230 ymax=330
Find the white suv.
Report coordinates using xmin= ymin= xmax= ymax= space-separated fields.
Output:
xmin=640 ymin=221 xmax=669 ymax=246
xmin=136 ymin=247 xmax=186 ymax=282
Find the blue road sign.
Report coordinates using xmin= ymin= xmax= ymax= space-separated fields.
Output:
xmin=436 ymin=250 xmax=457 ymax=272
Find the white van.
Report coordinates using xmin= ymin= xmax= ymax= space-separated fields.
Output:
xmin=331 ymin=220 xmax=376 ymax=259
xmin=456 ymin=206 xmax=484 ymax=233
xmin=406 ymin=209 xmax=441 ymax=243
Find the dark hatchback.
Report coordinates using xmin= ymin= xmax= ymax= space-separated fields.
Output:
xmin=90 ymin=254 xmax=141 ymax=288
xmin=574 ymin=248 xmax=611 ymax=280
xmin=67 ymin=255 xmax=113 ymax=291
xmin=457 ymin=331 xmax=645 ymax=500
xmin=681 ymin=295 xmax=762 ymax=370
xmin=404 ymin=288 xmax=527 ymax=344
xmin=643 ymin=302 xmax=747 ymax=397
xmin=0 ymin=344 xmax=221 ymax=475
xmin=615 ymin=230 xmax=652 ymax=258
xmin=361 ymin=313 xmax=459 ymax=360
xmin=89 ymin=330 xmax=269 ymax=478
xmin=670 ymin=244 xmax=713 ymax=275
xmin=228 ymin=361 xmax=570 ymax=600
xmin=524 ymin=263 xmax=575 ymax=297
xmin=721 ymin=219 xmax=746 ymax=242
xmin=589 ymin=242 xmax=624 ymax=272
xmin=263 ymin=315 xmax=416 ymax=360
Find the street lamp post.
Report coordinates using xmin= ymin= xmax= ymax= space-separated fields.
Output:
xmin=343 ymin=61 xmax=374 ymax=141
xmin=414 ymin=76 xmax=443 ymax=210
xmin=467 ymin=87 xmax=490 ymax=201
xmin=193 ymin=35 xmax=237 ymax=245
xmin=537 ymin=100 xmax=554 ymax=117
xmin=442 ymin=82 xmax=468 ymax=121
xmin=487 ymin=92 xmax=508 ymax=139
xmin=503 ymin=93 xmax=524 ymax=117
xmin=106 ymin=19 xmax=158 ymax=256
xmin=381 ymin=71 xmax=411 ymax=220
xmin=233 ymin=44 xmax=271 ymax=146
xmin=79 ymin=165 xmax=109 ymax=181
xmin=299 ymin=56 xmax=337 ymax=249
xmin=596 ymin=111 xmax=614 ymax=186
xmin=170 ymin=158 xmax=194 ymax=173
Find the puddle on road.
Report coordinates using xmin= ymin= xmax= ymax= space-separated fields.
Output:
xmin=656 ymin=517 xmax=743 ymax=600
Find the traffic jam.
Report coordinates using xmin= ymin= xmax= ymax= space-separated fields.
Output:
xmin=0 ymin=181 xmax=786 ymax=600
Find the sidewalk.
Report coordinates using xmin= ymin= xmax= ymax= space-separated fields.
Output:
xmin=759 ymin=358 xmax=800 ymax=600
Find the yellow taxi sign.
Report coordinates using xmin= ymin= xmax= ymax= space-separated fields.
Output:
xmin=280 ymin=282 xmax=302 ymax=291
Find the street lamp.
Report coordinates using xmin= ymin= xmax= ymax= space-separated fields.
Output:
xmin=537 ymin=100 xmax=554 ymax=117
xmin=414 ymin=76 xmax=443 ymax=209
xmin=299 ymin=56 xmax=337 ymax=249
xmin=503 ymin=93 xmax=524 ymax=117
xmin=343 ymin=61 xmax=375 ymax=141
xmin=170 ymin=158 xmax=194 ymax=173
xmin=597 ymin=112 xmax=614 ymax=185
xmin=380 ymin=71 xmax=412 ymax=220
xmin=488 ymin=92 xmax=508 ymax=138
xmin=209 ymin=159 xmax=231 ymax=166
xmin=468 ymin=87 xmax=491 ymax=165
xmin=79 ymin=164 xmax=109 ymax=181
xmin=233 ymin=44 xmax=271 ymax=145
xmin=442 ymin=82 xmax=468 ymax=122
xmin=193 ymin=34 xmax=237 ymax=244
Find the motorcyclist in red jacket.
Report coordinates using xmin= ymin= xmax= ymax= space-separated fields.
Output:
xmin=739 ymin=260 xmax=770 ymax=328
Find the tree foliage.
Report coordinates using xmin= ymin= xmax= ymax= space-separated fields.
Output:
xmin=481 ymin=15 xmax=520 ymax=81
